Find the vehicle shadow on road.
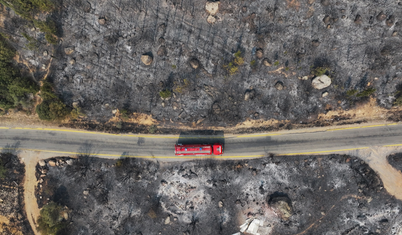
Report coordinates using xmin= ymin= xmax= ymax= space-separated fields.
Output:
xmin=177 ymin=130 xmax=225 ymax=148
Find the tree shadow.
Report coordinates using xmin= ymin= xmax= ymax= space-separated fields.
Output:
xmin=1 ymin=141 xmax=21 ymax=155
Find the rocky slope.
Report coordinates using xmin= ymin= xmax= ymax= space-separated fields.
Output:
xmin=3 ymin=0 xmax=401 ymax=126
xmin=37 ymin=154 xmax=402 ymax=234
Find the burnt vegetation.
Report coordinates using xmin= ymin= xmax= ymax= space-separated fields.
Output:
xmin=36 ymin=154 xmax=402 ymax=234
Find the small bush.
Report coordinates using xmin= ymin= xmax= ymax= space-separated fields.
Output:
xmin=171 ymin=64 xmax=177 ymax=69
xmin=312 ymin=67 xmax=329 ymax=77
xmin=148 ymin=125 xmax=157 ymax=134
xmin=0 ymin=159 xmax=6 ymax=179
xmin=224 ymin=50 xmax=244 ymax=75
xmin=394 ymin=96 xmax=402 ymax=106
xmin=274 ymin=61 xmax=279 ymax=66
xmin=173 ymin=79 xmax=190 ymax=93
xmin=159 ymin=90 xmax=172 ymax=99
xmin=120 ymin=109 xmax=130 ymax=120
xmin=356 ymin=88 xmax=376 ymax=98
xmin=37 ymin=202 xmax=66 ymax=235
xmin=346 ymin=89 xmax=358 ymax=96
xmin=36 ymin=100 xmax=69 ymax=121
xmin=115 ymin=121 xmax=122 ymax=129
xmin=70 ymin=107 xmax=85 ymax=120
xmin=33 ymin=18 xmax=58 ymax=44
xmin=250 ymin=60 xmax=256 ymax=66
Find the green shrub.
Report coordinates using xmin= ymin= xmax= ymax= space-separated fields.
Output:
xmin=224 ymin=50 xmax=244 ymax=75
xmin=0 ymin=35 xmax=39 ymax=110
xmin=148 ymin=125 xmax=157 ymax=134
xmin=171 ymin=64 xmax=177 ymax=69
xmin=0 ymin=0 xmax=55 ymax=18
xmin=70 ymin=107 xmax=85 ymax=120
xmin=159 ymin=90 xmax=171 ymax=99
xmin=33 ymin=18 xmax=58 ymax=44
xmin=120 ymin=109 xmax=130 ymax=120
xmin=356 ymin=88 xmax=376 ymax=98
xmin=36 ymin=100 xmax=69 ymax=120
xmin=115 ymin=121 xmax=122 ymax=129
xmin=274 ymin=61 xmax=279 ymax=66
xmin=250 ymin=60 xmax=256 ymax=66
xmin=0 ymin=159 xmax=6 ymax=179
xmin=346 ymin=89 xmax=358 ymax=96
xmin=394 ymin=96 xmax=402 ymax=106
xmin=312 ymin=67 xmax=329 ymax=77
xmin=37 ymin=202 xmax=66 ymax=235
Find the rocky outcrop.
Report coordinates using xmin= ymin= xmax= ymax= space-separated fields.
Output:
xmin=64 ymin=47 xmax=75 ymax=55
xmin=205 ymin=1 xmax=219 ymax=15
xmin=141 ymin=54 xmax=153 ymax=65
xmin=244 ymin=89 xmax=255 ymax=101
xmin=312 ymin=75 xmax=331 ymax=90
xmin=275 ymin=81 xmax=284 ymax=90
xmin=189 ymin=58 xmax=200 ymax=69
xmin=268 ymin=193 xmax=293 ymax=220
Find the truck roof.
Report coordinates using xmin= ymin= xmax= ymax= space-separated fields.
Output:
xmin=175 ymin=144 xmax=212 ymax=156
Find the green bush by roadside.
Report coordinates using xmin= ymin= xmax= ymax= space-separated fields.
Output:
xmin=37 ymin=202 xmax=67 ymax=235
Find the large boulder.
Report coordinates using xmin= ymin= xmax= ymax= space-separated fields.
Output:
xmin=312 ymin=75 xmax=331 ymax=89
xmin=64 ymin=47 xmax=75 ymax=55
xmin=268 ymin=193 xmax=293 ymax=220
xmin=275 ymin=81 xmax=284 ymax=90
xmin=244 ymin=89 xmax=255 ymax=101
xmin=205 ymin=1 xmax=219 ymax=15
xmin=189 ymin=58 xmax=200 ymax=69
xmin=141 ymin=53 xmax=153 ymax=65
xmin=256 ymin=48 xmax=263 ymax=59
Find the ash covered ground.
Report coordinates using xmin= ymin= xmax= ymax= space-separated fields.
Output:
xmin=0 ymin=153 xmax=32 ymax=235
xmin=38 ymin=154 xmax=402 ymax=235
xmin=3 ymin=0 xmax=402 ymax=126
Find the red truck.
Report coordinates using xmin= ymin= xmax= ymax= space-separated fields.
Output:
xmin=174 ymin=144 xmax=223 ymax=156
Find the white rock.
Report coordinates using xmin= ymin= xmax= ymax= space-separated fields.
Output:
xmin=66 ymin=159 xmax=74 ymax=165
xmin=141 ymin=54 xmax=153 ymax=65
xmin=205 ymin=1 xmax=219 ymax=15
xmin=164 ymin=216 xmax=170 ymax=224
xmin=219 ymin=201 xmax=224 ymax=208
xmin=207 ymin=15 xmax=216 ymax=24
xmin=83 ymin=190 xmax=89 ymax=195
xmin=48 ymin=160 xmax=56 ymax=167
xmin=322 ymin=91 xmax=329 ymax=97
xmin=38 ymin=160 xmax=46 ymax=167
xmin=312 ymin=75 xmax=331 ymax=90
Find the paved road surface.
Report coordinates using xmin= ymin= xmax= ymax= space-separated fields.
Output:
xmin=0 ymin=123 xmax=401 ymax=160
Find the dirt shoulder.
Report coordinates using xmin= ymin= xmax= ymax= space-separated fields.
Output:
xmin=1 ymin=98 xmax=402 ymax=136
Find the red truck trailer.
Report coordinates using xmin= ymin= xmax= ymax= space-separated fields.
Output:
xmin=174 ymin=144 xmax=223 ymax=156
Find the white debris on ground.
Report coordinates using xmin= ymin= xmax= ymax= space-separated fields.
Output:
xmin=238 ymin=218 xmax=264 ymax=235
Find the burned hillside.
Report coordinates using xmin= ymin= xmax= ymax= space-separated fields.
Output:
xmin=37 ymin=154 xmax=402 ymax=235
xmin=0 ymin=0 xmax=401 ymax=126
xmin=0 ymin=153 xmax=32 ymax=235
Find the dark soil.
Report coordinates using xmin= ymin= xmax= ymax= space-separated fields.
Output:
xmin=0 ymin=153 xmax=33 ymax=235
xmin=38 ymin=154 xmax=402 ymax=235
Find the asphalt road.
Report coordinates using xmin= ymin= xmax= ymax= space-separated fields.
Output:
xmin=0 ymin=123 xmax=402 ymax=160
